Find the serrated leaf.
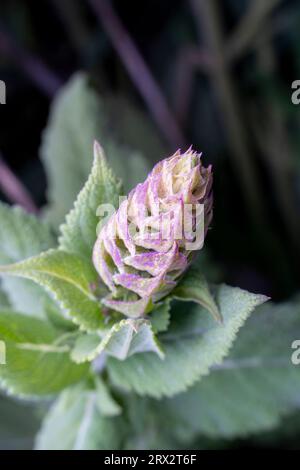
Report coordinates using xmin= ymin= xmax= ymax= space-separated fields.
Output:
xmin=41 ymin=73 xmax=153 ymax=227
xmin=107 ymin=285 xmax=267 ymax=398
xmin=173 ymin=267 xmax=222 ymax=322
xmin=71 ymin=319 xmax=164 ymax=363
xmin=35 ymin=384 xmax=125 ymax=450
xmin=161 ymin=299 xmax=300 ymax=440
xmin=0 ymin=203 xmax=55 ymax=317
xmin=0 ymin=310 xmax=88 ymax=397
xmin=150 ymin=298 xmax=171 ymax=333
xmin=71 ymin=333 xmax=101 ymax=363
xmin=0 ymin=249 xmax=106 ymax=331
xmin=43 ymin=297 xmax=76 ymax=332
xmin=59 ymin=142 xmax=122 ymax=260
xmin=105 ymin=320 xmax=164 ymax=360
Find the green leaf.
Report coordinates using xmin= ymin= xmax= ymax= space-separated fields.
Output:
xmin=70 ymin=333 xmax=101 ymax=363
xmin=35 ymin=384 xmax=125 ymax=450
xmin=94 ymin=377 xmax=122 ymax=417
xmin=105 ymin=320 xmax=164 ymax=361
xmin=71 ymin=319 xmax=164 ymax=363
xmin=150 ymin=298 xmax=171 ymax=333
xmin=161 ymin=299 xmax=300 ymax=439
xmin=123 ymin=395 xmax=180 ymax=450
xmin=251 ymin=411 xmax=300 ymax=449
xmin=0 ymin=203 xmax=55 ymax=317
xmin=59 ymin=143 xmax=122 ymax=260
xmin=107 ymin=285 xmax=267 ymax=398
xmin=0 ymin=310 xmax=88 ymax=397
xmin=0 ymin=284 xmax=10 ymax=308
xmin=0 ymin=249 xmax=106 ymax=331
xmin=41 ymin=73 xmax=153 ymax=227
xmin=0 ymin=393 xmax=40 ymax=450
xmin=43 ymin=297 xmax=76 ymax=332
xmin=173 ymin=266 xmax=222 ymax=322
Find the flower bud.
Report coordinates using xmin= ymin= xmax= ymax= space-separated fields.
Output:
xmin=93 ymin=148 xmax=213 ymax=316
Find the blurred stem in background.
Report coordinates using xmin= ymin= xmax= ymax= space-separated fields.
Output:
xmin=50 ymin=0 xmax=91 ymax=60
xmin=190 ymin=0 xmax=264 ymax=223
xmin=252 ymin=31 xmax=300 ymax=255
xmin=88 ymin=0 xmax=186 ymax=150
xmin=225 ymin=0 xmax=282 ymax=62
xmin=0 ymin=153 xmax=38 ymax=214
xmin=0 ymin=28 xmax=62 ymax=97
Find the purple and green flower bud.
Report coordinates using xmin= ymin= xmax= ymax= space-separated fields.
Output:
xmin=93 ymin=148 xmax=213 ymax=316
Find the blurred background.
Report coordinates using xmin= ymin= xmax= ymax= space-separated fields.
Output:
xmin=0 ymin=0 xmax=299 ymax=449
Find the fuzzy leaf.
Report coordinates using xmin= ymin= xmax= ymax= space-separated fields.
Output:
xmin=59 ymin=142 xmax=122 ymax=260
xmin=0 ymin=249 xmax=106 ymax=331
xmin=70 ymin=333 xmax=101 ymax=363
xmin=94 ymin=377 xmax=122 ymax=417
xmin=41 ymin=73 xmax=152 ymax=227
xmin=173 ymin=267 xmax=222 ymax=322
xmin=0 ymin=310 xmax=88 ymax=397
xmin=35 ymin=384 xmax=125 ymax=450
xmin=161 ymin=299 xmax=300 ymax=439
xmin=107 ymin=285 xmax=267 ymax=398
xmin=71 ymin=319 xmax=164 ymax=363
xmin=0 ymin=203 xmax=55 ymax=317
xmin=150 ymin=298 xmax=171 ymax=333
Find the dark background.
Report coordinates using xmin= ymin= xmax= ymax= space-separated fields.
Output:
xmin=0 ymin=0 xmax=300 ymax=449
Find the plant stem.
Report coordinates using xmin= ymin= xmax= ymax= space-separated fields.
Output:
xmin=253 ymin=34 xmax=300 ymax=253
xmin=0 ymin=153 xmax=38 ymax=214
xmin=225 ymin=0 xmax=281 ymax=62
xmin=0 ymin=29 xmax=62 ymax=98
xmin=190 ymin=0 xmax=264 ymax=221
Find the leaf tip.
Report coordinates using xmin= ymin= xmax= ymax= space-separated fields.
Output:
xmin=93 ymin=140 xmax=106 ymax=163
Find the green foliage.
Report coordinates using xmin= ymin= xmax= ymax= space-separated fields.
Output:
xmin=0 ymin=249 xmax=105 ymax=331
xmin=59 ymin=143 xmax=122 ymax=260
xmin=173 ymin=266 xmax=222 ymax=322
xmin=94 ymin=377 xmax=122 ymax=417
xmin=107 ymin=285 xmax=267 ymax=398
xmin=71 ymin=319 xmax=164 ymax=362
xmin=0 ymin=310 xmax=88 ymax=397
xmin=156 ymin=299 xmax=300 ymax=440
xmin=0 ymin=394 xmax=40 ymax=450
xmin=0 ymin=203 xmax=55 ymax=317
xmin=41 ymin=73 xmax=154 ymax=227
xmin=2 ymin=73 xmax=294 ymax=449
xmin=35 ymin=383 xmax=125 ymax=450
xmin=150 ymin=298 xmax=171 ymax=333
xmin=0 ymin=204 xmax=55 ymax=264
xmin=0 ymin=284 xmax=10 ymax=308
